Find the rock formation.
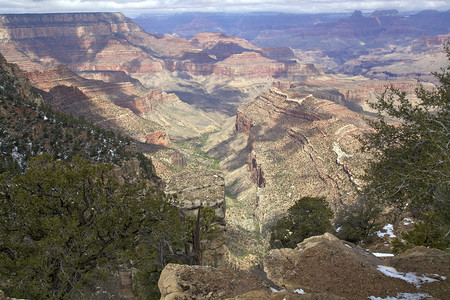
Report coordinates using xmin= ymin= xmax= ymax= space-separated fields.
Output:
xmin=158 ymin=233 xmax=449 ymax=299
xmin=145 ymin=131 xmax=172 ymax=147
xmin=205 ymin=86 xmax=373 ymax=265
xmin=264 ymin=233 xmax=415 ymax=299
xmin=23 ymin=64 xmax=219 ymax=142
xmin=0 ymin=12 xmax=325 ymax=116
xmin=165 ymin=169 xmax=227 ymax=267
xmin=158 ymin=264 xmax=268 ymax=300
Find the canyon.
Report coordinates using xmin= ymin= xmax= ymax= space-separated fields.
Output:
xmin=0 ymin=10 xmax=448 ymax=297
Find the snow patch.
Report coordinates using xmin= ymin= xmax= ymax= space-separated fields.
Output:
xmin=333 ymin=142 xmax=353 ymax=164
xmin=377 ymin=265 xmax=439 ymax=287
xmin=270 ymin=287 xmax=287 ymax=293
xmin=293 ymin=289 xmax=306 ymax=294
xmin=377 ymin=224 xmax=396 ymax=238
xmin=368 ymin=292 xmax=432 ymax=300
xmin=373 ymin=253 xmax=395 ymax=257
xmin=402 ymin=218 xmax=414 ymax=225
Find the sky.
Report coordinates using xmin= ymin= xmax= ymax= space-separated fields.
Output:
xmin=1 ymin=0 xmax=449 ymax=16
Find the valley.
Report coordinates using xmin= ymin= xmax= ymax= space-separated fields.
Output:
xmin=0 ymin=9 xmax=449 ymax=298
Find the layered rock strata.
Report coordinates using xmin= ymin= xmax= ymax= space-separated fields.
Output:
xmin=24 ymin=64 xmax=219 ymax=141
xmin=0 ymin=13 xmax=324 ymax=115
xmin=204 ymin=86 xmax=372 ymax=266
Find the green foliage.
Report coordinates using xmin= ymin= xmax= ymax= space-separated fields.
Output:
xmin=133 ymin=265 xmax=163 ymax=300
xmin=360 ymin=44 xmax=449 ymax=248
xmin=0 ymin=154 xmax=182 ymax=299
xmin=393 ymin=210 xmax=450 ymax=254
xmin=269 ymin=196 xmax=333 ymax=249
xmin=185 ymin=206 xmax=220 ymax=242
xmin=334 ymin=197 xmax=382 ymax=244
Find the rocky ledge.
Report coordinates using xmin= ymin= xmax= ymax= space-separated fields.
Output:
xmin=165 ymin=169 xmax=227 ymax=267
xmin=158 ymin=233 xmax=449 ymax=299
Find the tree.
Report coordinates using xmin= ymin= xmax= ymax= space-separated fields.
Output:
xmin=0 ymin=154 xmax=183 ymax=299
xmin=360 ymin=45 xmax=450 ymax=249
xmin=269 ymin=196 xmax=333 ymax=249
xmin=334 ymin=196 xmax=382 ymax=244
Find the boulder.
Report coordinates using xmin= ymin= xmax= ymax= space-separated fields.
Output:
xmin=158 ymin=264 xmax=269 ymax=300
xmin=263 ymin=233 xmax=418 ymax=299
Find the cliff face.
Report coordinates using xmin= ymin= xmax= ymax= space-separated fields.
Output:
xmin=205 ymin=87 xmax=370 ymax=264
xmin=0 ymin=13 xmax=321 ymax=82
xmin=23 ymin=64 xmax=220 ymax=142
xmin=0 ymin=13 xmax=146 ymax=70
xmin=0 ymin=13 xmax=141 ymax=39
xmin=237 ymin=88 xmax=368 ymax=213
xmin=24 ymin=65 xmax=166 ymax=143
xmin=0 ymin=13 xmax=324 ymax=116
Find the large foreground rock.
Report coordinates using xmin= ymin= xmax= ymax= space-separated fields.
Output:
xmin=158 ymin=264 xmax=344 ymax=300
xmin=159 ymin=233 xmax=448 ymax=299
xmin=263 ymin=233 xmax=439 ymax=299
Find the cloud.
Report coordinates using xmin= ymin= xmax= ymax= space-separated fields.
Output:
xmin=0 ymin=0 xmax=449 ymax=15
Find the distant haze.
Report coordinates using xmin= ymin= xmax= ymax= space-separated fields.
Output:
xmin=0 ymin=0 xmax=449 ymax=16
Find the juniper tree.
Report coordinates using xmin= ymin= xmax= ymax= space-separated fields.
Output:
xmin=360 ymin=45 xmax=450 ymax=249
xmin=269 ymin=196 xmax=333 ymax=249
xmin=0 ymin=154 xmax=183 ymax=299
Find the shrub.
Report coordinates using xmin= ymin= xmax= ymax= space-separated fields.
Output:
xmin=269 ymin=196 xmax=333 ymax=249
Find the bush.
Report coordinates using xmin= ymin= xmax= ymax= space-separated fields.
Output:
xmin=393 ymin=210 xmax=450 ymax=254
xmin=334 ymin=197 xmax=382 ymax=244
xmin=269 ymin=196 xmax=333 ymax=249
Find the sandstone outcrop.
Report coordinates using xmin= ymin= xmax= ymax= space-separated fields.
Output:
xmin=158 ymin=263 xmax=345 ymax=299
xmin=165 ymin=169 xmax=226 ymax=267
xmin=170 ymin=151 xmax=187 ymax=167
xmin=264 ymin=233 xmax=412 ymax=299
xmin=158 ymin=264 xmax=269 ymax=300
xmin=145 ymin=131 xmax=171 ymax=147
xmin=116 ymin=89 xmax=177 ymax=115
xmin=165 ymin=169 xmax=226 ymax=220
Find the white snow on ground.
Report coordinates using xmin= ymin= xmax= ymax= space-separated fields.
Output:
xmin=377 ymin=224 xmax=396 ymax=238
xmin=377 ymin=265 xmax=440 ymax=287
xmin=402 ymin=218 xmax=414 ymax=225
xmin=368 ymin=292 xmax=432 ymax=300
xmin=293 ymin=289 xmax=306 ymax=294
xmin=333 ymin=142 xmax=353 ymax=164
xmin=373 ymin=253 xmax=395 ymax=257
xmin=270 ymin=287 xmax=287 ymax=293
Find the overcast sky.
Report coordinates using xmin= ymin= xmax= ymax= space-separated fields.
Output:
xmin=1 ymin=0 xmax=449 ymax=16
